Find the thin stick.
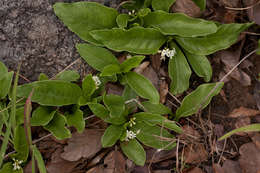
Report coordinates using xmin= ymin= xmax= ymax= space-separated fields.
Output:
xmin=242 ymin=31 xmax=260 ymax=36
xmin=225 ymin=1 xmax=260 ymax=10
xmin=218 ymin=139 xmax=227 ymax=164
xmin=176 ymin=138 xmax=180 ymax=173
xmin=168 ymin=92 xmax=181 ymax=104
xmin=0 ymin=98 xmax=25 ymax=113
xmin=50 ymin=58 xmax=80 ymax=80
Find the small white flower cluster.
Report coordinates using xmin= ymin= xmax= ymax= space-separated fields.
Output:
xmin=12 ymin=158 xmax=22 ymax=171
xmin=129 ymin=117 xmax=136 ymax=127
xmin=128 ymin=10 xmax=136 ymax=15
xmin=125 ymin=129 xmax=140 ymax=141
xmin=158 ymin=48 xmax=176 ymax=61
xmin=92 ymin=76 xmax=101 ymax=89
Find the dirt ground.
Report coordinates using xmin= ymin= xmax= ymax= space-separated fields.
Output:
xmin=1 ymin=0 xmax=260 ymax=173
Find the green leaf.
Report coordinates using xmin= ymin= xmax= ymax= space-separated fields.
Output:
xmin=38 ymin=73 xmax=48 ymax=81
xmin=44 ymin=113 xmax=71 ymax=140
xmin=88 ymin=103 xmax=126 ymax=125
xmin=15 ymin=107 xmax=24 ymax=125
xmin=90 ymin=27 xmax=167 ymax=54
xmin=141 ymin=101 xmax=172 ymax=115
xmin=102 ymin=125 xmax=124 ymax=147
xmin=103 ymin=94 xmax=125 ymax=118
xmin=144 ymin=11 xmax=217 ymax=37
xmin=65 ymin=107 xmax=85 ymax=133
xmin=133 ymin=112 xmax=182 ymax=133
xmin=126 ymin=72 xmax=160 ymax=104
xmin=101 ymin=64 xmax=121 ymax=77
xmin=17 ymin=80 xmax=82 ymax=106
xmin=175 ymin=23 xmax=253 ymax=55
xmin=76 ymin=44 xmax=119 ymax=71
xmin=168 ymin=42 xmax=191 ymax=95
xmin=53 ymin=2 xmax=118 ymax=45
xmin=32 ymin=145 xmax=47 ymax=173
xmin=116 ymin=14 xmax=129 ymax=28
xmin=0 ymin=162 xmax=23 ymax=173
xmin=31 ymin=106 xmax=56 ymax=126
xmin=120 ymin=56 xmax=145 ymax=73
xmin=257 ymin=39 xmax=260 ymax=55
xmin=0 ymin=61 xmax=8 ymax=76
xmin=219 ymin=124 xmax=260 ymax=141
xmin=176 ymin=82 xmax=224 ymax=120
xmin=132 ymin=122 xmax=176 ymax=150
xmin=192 ymin=0 xmax=206 ymax=11
xmin=82 ymin=74 xmax=96 ymax=100
xmin=137 ymin=8 xmax=151 ymax=17
xmin=14 ymin=125 xmax=29 ymax=161
xmin=120 ymin=139 xmax=146 ymax=166
xmin=152 ymin=0 xmax=176 ymax=12
xmin=56 ymin=70 xmax=80 ymax=82
xmin=184 ymin=50 xmax=212 ymax=82
xmin=0 ymin=72 xmax=14 ymax=99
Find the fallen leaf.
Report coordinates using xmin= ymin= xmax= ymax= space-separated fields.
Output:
xmin=87 ymin=151 xmax=108 ymax=168
xmin=222 ymin=159 xmax=242 ymax=173
xmin=251 ymin=133 xmax=260 ymax=150
xmin=244 ymin=0 xmax=260 ymax=25
xmin=134 ymin=61 xmax=150 ymax=74
xmin=150 ymin=54 xmax=161 ymax=72
xmin=213 ymin=164 xmax=224 ymax=173
xmin=141 ymin=65 xmax=159 ymax=90
xmin=228 ymin=107 xmax=260 ymax=118
xmin=239 ymin=142 xmax=260 ymax=173
xmin=146 ymin=148 xmax=176 ymax=163
xmin=46 ymin=148 xmax=79 ymax=173
xmin=184 ymin=143 xmax=208 ymax=164
xmin=159 ymin=80 xmax=168 ymax=104
xmin=61 ymin=129 xmax=103 ymax=161
xmin=153 ymin=170 xmax=171 ymax=173
xmin=234 ymin=117 xmax=251 ymax=136
xmin=220 ymin=0 xmax=240 ymax=7
xmin=214 ymin=124 xmax=225 ymax=150
xmin=171 ymin=0 xmax=202 ymax=17
xmin=86 ymin=165 xmax=104 ymax=173
xmin=106 ymin=83 xmax=124 ymax=96
xmin=179 ymin=125 xmax=200 ymax=142
xmin=103 ymin=150 xmax=126 ymax=173
xmin=254 ymin=81 xmax=260 ymax=110
xmin=132 ymin=166 xmax=149 ymax=173
xmin=186 ymin=167 xmax=204 ymax=173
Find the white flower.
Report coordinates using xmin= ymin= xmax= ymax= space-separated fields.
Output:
xmin=125 ymin=129 xmax=140 ymax=141
xmin=12 ymin=158 xmax=23 ymax=171
xmin=92 ymin=76 xmax=101 ymax=89
xmin=158 ymin=48 xmax=176 ymax=61
xmin=129 ymin=117 xmax=136 ymax=127
xmin=128 ymin=10 xmax=136 ymax=15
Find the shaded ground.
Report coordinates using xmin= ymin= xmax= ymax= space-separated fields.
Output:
xmin=1 ymin=0 xmax=260 ymax=173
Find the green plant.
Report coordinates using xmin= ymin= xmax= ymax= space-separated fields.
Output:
xmin=53 ymin=0 xmax=252 ymax=95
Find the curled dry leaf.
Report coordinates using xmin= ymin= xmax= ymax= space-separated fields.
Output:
xmin=61 ymin=129 xmax=103 ymax=161
xmin=171 ymin=0 xmax=202 ymax=17
xmin=228 ymin=107 xmax=260 ymax=118
xmin=184 ymin=143 xmax=208 ymax=164
xmin=103 ymin=150 xmax=126 ymax=173
xmin=239 ymin=142 xmax=260 ymax=173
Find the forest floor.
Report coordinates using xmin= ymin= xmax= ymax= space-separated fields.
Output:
xmin=1 ymin=0 xmax=260 ymax=172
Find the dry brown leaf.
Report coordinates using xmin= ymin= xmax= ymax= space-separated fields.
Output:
xmin=251 ymin=133 xmax=260 ymax=150
xmin=134 ymin=61 xmax=150 ymax=74
xmin=179 ymin=125 xmax=200 ymax=142
xmin=103 ymin=151 xmax=126 ymax=173
xmin=234 ymin=117 xmax=251 ymax=136
xmin=220 ymin=0 xmax=240 ymax=7
xmin=86 ymin=165 xmax=104 ymax=173
xmin=150 ymin=54 xmax=161 ymax=72
xmin=213 ymin=164 xmax=225 ymax=173
xmin=184 ymin=144 xmax=208 ymax=164
xmin=141 ymin=65 xmax=159 ymax=90
xmin=106 ymin=83 xmax=124 ymax=96
xmin=254 ymin=81 xmax=260 ymax=110
xmin=87 ymin=151 xmax=109 ymax=168
xmin=244 ymin=0 xmax=260 ymax=25
xmin=159 ymin=80 xmax=168 ymax=104
xmin=171 ymin=0 xmax=202 ymax=17
xmin=61 ymin=129 xmax=103 ymax=161
xmin=239 ymin=142 xmax=260 ymax=173
xmin=146 ymin=148 xmax=176 ymax=163
xmin=222 ymin=160 xmax=242 ymax=173
xmin=153 ymin=170 xmax=171 ymax=173
xmin=132 ymin=166 xmax=149 ymax=173
xmin=187 ymin=167 xmax=204 ymax=173
xmin=228 ymin=107 xmax=260 ymax=118
xmin=46 ymin=148 xmax=79 ymax=173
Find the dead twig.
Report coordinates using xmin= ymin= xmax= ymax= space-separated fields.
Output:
xmin=225 ymin=0 xmax=260 ymax=10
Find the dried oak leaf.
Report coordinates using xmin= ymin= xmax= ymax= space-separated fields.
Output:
xmin=228 ymin=107 xmax=260 ymax=118
xmin=103 ymin=151 xmax=126 ymax=173
xmin=171 ymin=0 xmax=202 ymax=17
xmin=222 ymin=160 xmax=242 ymax=173
xmin=239 ymin=142 xmax=260 ymax=173
xmin=61 ymin=129 xmax=103 ymax=161
xmin=184 ymin=144 xmax=208 ymax=164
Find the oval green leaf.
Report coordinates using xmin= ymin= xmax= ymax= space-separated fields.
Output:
xmin=176 ymin=82 xmax=224 ymax=120
xmin=82 ymin=74 xmax=96 ymax=100
xmin=168 ymin=42 xmax=191 ymax=95
xmin=17 ymin=80 xmax=82 ymax=106
xmin=184 ymin=50 xmax=212 ymax=82
xmin=152 ymin=0 xmax=176 ymax=12
xmin=0 ymin=61 xmax=8 ymax=76
xmin=90 ymin=27 xmax=167 ymax=54
xmin=32 ymin=145 xmax=47 ymax=173
xmin=116 ymin=14 xmax=129 ymax=28
xmin=120 ymin=55 xmax=145 ymax=73
xmin=120 ymin=139 xmax=146 ymax=166
xmin=14 ymin=125 xmax=29 ymax=161
xmin=56 ymin=70 xmax=80 ymax=82
xmin=102 ymin=125 xmax=124 ymax=147
xmin=144 ymin=11 xmax=217 ymax=37
xmin=53 ymin=2 xmax=118 ymax=45
xmin=175 ymin=23 xmax=253 ymax=55
xmin=141 ymin=101 xmax=172 ymax=115
xmin=126 ymin=72 xmax=160 ymax=104
xmin=103 ymin=94 xmax=125 ymax=118
xmin=101 ymin=64 xmax=121 ymax=77
xmin=0 ymin=72 xmax=14 ymax=99
xmin=31 ymin=106 xmax=56 ymax=126
xmin=65 ymin=108 xmax=85 ymax=133
xmin=76 ymin=43 xmax=119 ymax=71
